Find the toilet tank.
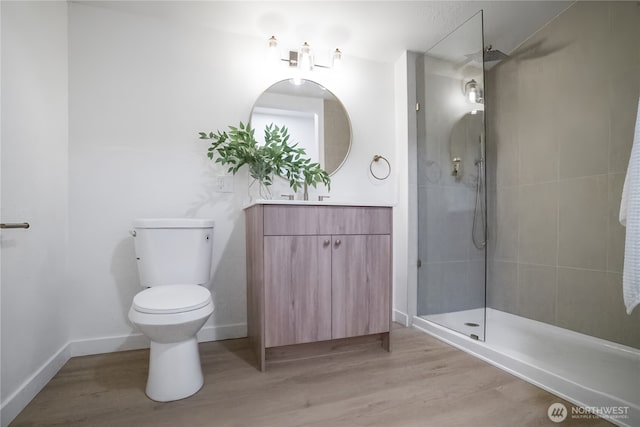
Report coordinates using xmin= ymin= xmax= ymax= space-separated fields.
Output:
xmin=132 ymin=218 xmax=215 ymax=288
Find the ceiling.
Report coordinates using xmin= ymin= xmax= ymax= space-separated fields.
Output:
xmin=88 ymin=1 xmax=572 ymax=63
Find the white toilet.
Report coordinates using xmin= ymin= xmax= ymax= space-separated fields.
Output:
xmin=128 ymin=218 xmax=215 ymax=402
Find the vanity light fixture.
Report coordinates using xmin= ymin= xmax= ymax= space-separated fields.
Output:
xmin=464 ymin=79 xmax=484 ymax=104
xmin=267 ymin=36 xmax=342 ymax=71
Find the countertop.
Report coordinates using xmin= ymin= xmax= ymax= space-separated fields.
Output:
xmin=243 ymin=199 xmax=396 ymax=209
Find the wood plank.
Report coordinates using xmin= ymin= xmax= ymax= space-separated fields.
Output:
xmin=263 ymin=205 xmax=319 ymax=235
xmin=332 ymin=235 xmax=369 ymax=339
xmin=244 ymin=204 xmax=265 ymax=371
xmin=264 ymin=236 xmax=332 ymax=347
xmin=10 ymin=327 xmax=609 ymax=427
xmin=367 ymin=234 xmax=391 ymax=334
xmin=323 ymin=206 xmax=392 ymax=235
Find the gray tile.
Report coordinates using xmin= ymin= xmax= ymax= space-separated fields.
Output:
xmin=467 ymin=260 xmax=487 ymax=307
xmin=556 ymin=74 xmax=609 ymax=179
xmin=608 ymin=173 xmax=626 ymax=273
xmin=487 ymin=61 xmax=519 ymax=189
xmin=489 ymin=187 xmax=518 ymax=262
xmin=557 ymin=267 xmax=611 ymax=339
xmin=607 ymin=2 xmax=640 ymax=71
xmin=517 ymin=60 xmax=558 ymax=186
xmin=518 ymin=183 xmax=558 ymax=266
xmin=420 ymin=261 xmax=482 ymax=315
xmin=608 ymin=66 xmax=640 ymax=174
xmin=423 ymin=186 xmax=476 ymax=263
xmin=493 ymin=60 xmax=519 ymax=113
xmin=607 ymin=273 xmax=640 ymax=349
xmin=556 ymin=268 xmax=640 ymax=348
xmin=487 ymin=261 xmax=518 ymax=314
xmin=493 ymin=111 xmax=519 ymax=189
xmin=558 ymin=175 xmax=608 ymax=270
xmin=485 ymin=110 xmax=498 ymax=191
xmin=554 ymin=1 xmax=609 ymax=78
xmin=518 ymin=263 xmax=557 ymax=324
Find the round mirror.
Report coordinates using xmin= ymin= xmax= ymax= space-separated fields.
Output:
xmin=250 ymin=79 xmax=352 ymax=176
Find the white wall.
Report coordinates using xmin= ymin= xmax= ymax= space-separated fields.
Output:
xmin=0 ymin=1 xmax=69 ymax=424
xmin=67 ymin=2 xmax=396 ymax=347
xmin=393 ymin=51 xmax=419 ymax=325
xmin=0 ymin=3 xmax=396 ymax=422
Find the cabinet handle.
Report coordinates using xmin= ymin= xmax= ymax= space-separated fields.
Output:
xmin=335 ymin=239 xmax=341 ymax=246
xmin=1 ymin=222 xmax=30 ymax=229
xmin=324 ymin=239 xmax=330 ymax=245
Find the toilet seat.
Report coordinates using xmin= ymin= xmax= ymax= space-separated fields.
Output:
xmin=133 ymin=285 xmax=211 ymax=314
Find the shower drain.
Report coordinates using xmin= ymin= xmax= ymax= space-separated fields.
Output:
xmin=464 ymin=322 xmax=480 ymax=327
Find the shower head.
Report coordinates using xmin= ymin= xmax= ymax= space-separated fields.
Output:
xmin=484 ymin=45 xmax=509 ymax=62
xmin=464 ymin=45 xmax=510 ymax=64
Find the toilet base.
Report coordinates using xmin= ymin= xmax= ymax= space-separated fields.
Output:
xmin=146 ymin=337 xmax=204 ymax=402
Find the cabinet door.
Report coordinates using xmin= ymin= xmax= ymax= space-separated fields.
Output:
xmin=332 ymin=235 xmax=391 ymax=339
xmin=264 ymin=235 xmax=332 ymax=347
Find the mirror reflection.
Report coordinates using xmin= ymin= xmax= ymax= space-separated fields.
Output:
xmin=250 ymin=79 xmax=351 ymax=176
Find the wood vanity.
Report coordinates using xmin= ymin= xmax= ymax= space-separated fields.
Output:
xmin=245 ymin=201 xmax=393 ymax=371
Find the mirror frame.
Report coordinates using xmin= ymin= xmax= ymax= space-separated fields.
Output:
xmin=249 ymin=79 xmax=352 ymax=176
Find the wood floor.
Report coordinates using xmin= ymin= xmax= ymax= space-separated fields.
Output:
xmin=12 ymin=326 xmax=609 ymax=426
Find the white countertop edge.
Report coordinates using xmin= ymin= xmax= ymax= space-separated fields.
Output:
xmin=243 ymin=199 xmax=396 ymax=209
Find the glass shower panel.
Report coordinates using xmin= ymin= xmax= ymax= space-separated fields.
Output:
xmin=416 ymin=11 xmax=487 ymax=340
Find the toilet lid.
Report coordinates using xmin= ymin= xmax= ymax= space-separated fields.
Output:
xmin=133 ymin=285 xmax=212 ymax=314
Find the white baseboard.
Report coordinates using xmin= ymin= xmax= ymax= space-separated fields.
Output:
xmin=0 ymin=323 xmax=248 ymax=427
xmin=197 ymin=322 xmax=247 ymax=342
xmin=1 ymin=344 xmax=70 ymax=427
xmin=392 ymin=309 xmax=409 ymax=326
xmin=70 ymin=333 xmax=150 ymax=357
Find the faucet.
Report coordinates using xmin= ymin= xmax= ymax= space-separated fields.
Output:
xmin=303 ymin=182 xmax=309 ymax=201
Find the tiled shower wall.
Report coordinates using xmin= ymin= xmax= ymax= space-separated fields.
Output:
xmin=417 ymin=56 xmax=485 ymax=315
xmin=486 ymin=1 xmax=640 ymax=348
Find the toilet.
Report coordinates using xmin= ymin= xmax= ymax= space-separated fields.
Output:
xmin=128 ymin=218 xmax=215 ymax=402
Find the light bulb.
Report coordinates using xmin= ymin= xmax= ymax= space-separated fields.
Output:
xmin=468 ymin=89 xmax=477 ymax=103
xmin=267 ymin=36 xmax=279 ymax=64
xmin=298 ymin=42 xmax=313 ymax=71
xmin=465 ymin=79 xmax=480 ymax=104
xmin=332 ymin=48 xmax=342 ymax=70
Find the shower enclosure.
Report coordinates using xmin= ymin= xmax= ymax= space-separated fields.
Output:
xmin=416 ymin=11 xmax=487 ymax=340
xmin=414 ymin=3 xmax=640 ymax=425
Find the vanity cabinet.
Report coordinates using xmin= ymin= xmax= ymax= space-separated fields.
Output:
xmin=245 ymin=203 xmax=392 ymax=371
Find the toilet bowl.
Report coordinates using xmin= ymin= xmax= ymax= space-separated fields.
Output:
xmin=129 ymin=285 xmax=214 ymax=402
xmin=128 ymin=218 xmax=215 ymax=402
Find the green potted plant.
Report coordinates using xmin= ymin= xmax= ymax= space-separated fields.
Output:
xmin=198 ymin=122 xmax=330 ymax=199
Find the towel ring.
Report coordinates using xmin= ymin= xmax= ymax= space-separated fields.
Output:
xmin=370 ymin=155 xmax=391 ymax=180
